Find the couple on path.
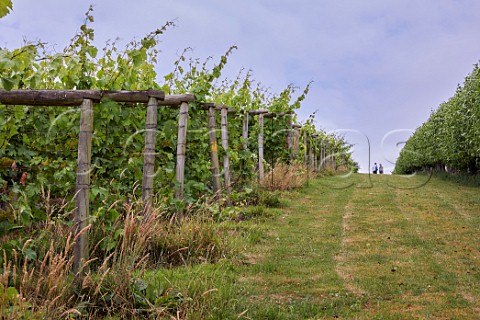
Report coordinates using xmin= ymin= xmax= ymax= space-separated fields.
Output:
xmin=372 ymin=162 xmax=383 ymax=174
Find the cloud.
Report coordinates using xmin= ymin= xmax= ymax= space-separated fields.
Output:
xmin=1 ymin=0 xmax=86 ymax=47
xmin=2 ymin=0 xmax=480 ymax=173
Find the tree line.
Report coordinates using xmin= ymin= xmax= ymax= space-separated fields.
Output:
xmin=395 ymin=63 xmax=480 ymax=175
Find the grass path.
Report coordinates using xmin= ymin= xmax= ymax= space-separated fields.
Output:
xmin=233 ymin=174 xmax=480 ymax=319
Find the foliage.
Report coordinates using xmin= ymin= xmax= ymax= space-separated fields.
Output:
xmin=0 ymin=7 xmax=356 ymax=216
xmin=0 ymin=8 xmax=178 ymax=224
xmin=0 ymin=0 xmax=12 ymax=19
xmin=395 ymin=63 xmax=480 ymax=174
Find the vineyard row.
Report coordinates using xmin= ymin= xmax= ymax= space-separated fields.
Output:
xmin=0 ymin=89 xmax=342 ymax=273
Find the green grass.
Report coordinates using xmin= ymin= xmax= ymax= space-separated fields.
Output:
xmin=7 ymin=173 xmax=478 ymax=319
xmin=158 ymin=173 xmax=480 ymax=319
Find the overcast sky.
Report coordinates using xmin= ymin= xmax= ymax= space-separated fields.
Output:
xmin=2 ymin=0 xmax=480 ymax=173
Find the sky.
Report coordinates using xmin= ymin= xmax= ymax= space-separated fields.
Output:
xmin=2 ymin=0 xmax=480 ymax=173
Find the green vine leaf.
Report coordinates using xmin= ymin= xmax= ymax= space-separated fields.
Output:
xmin=0 ymin=0 xmax=12 ymax=18
xmin=1 ymin=77 xmax=15 ymax=90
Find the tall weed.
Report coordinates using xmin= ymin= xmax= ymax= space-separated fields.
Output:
xmin=261 ymin=162 xmax=308 ymax=191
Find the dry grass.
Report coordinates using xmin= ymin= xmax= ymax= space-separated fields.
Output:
xmin=261 ymin=162 xmax=309 ymax=191
xmin=0 ymin=206 xmax=164 ymax=318
xmin=2 ymin=233 xmax=78 ymax=318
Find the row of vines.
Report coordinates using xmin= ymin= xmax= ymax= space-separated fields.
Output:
xmin=395 ymin=63 xmax=480 ymax=174
xmin=1 ymin=9 xmax=356 ymax=227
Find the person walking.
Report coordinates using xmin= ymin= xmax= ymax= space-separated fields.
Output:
xmin=372 ymin=162 xmax=378 ymax=174
xmin=379 ymin=163 xmax=384 ymax=174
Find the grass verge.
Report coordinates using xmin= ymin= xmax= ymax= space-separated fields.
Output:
xmin=2 ymin=173 xmax=480 ymax=319
xmin=190 ymin=173 xmax=480 ymax=319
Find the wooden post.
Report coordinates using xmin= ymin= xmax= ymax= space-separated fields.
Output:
xmin=308 ymin=135 xmax=314 ymax=171
xmin=303 ymin=131 xmax=308 ymax=168
xmin=175 ymin=102 xmax=189 ymax=200
xmin=242 ymin=112 xmax=249 ymax=152
xmin=326 ymin=140 xmax=331 ymax=169
xmin=74 ymin=98 xmax=94 ymax=276
xmin=311 ymin=140 xmax=315 ymax=169
xmin=240 ymin=111 xmax=249 ymax=183
xmin=220 ymin=107 xmax=231 ymax=203
xmin=324 ymin=140 xmax=328 ymax=168
xmin=322 ymin=139 xmax=328 ymax=169
xmin=269 ymin=115 xmax=275 ymax=188
xmin=317 ymin=138 xmax=322 ymax=171
xmin=142 ymin=97 xmax=158 ymax=213
xmin=258 ymin=113 xmax=265 ymax=182
xmin=292 ymin=124 xmax=301 ymax=160
xmin=331 ymin=143 xmax=336 ymax=169
xmin=320 ymin=139 xmax=325 ymax=169
xmin=208 ymin=106 xmax=221 ymax=197
xmin=287 ymin=115 xmax=293 ymax=161
xmin=304 ymin=131 xmax=309 ymax=183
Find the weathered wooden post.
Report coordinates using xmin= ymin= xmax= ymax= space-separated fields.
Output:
xmin=322 ymin=141 xmax=326 ymax=169
xmin=220 ymin=106 xmax=231 ymax=203
xmin=242 ymin=111 xmax=249 ymax=152
xmin=142 ymin=96 xmax=158 ymax=213
xmin=308 ymin=135 xmax=315 ymax=171
xmin=317 ymin=137 xmax=322 ymax=171
xmin=175 ymin=101 xmax=189 ymax=200
xmin=325 ymin=140 xmax=331 ymax=169
xmin=248 ymin=109 xmax=268 ymax=182
xmin=304 ymin=130 xmax=310 ymax=183
xmin=324 ymin=140 xmax=328 ymax=169
xmin=287 ymin=114 xmax=293 ymax=161
xmin=312 ymin=133 xmax=318 ymax=171
xmin=240 ymin=110 xmax=249 ymax=182
xmin=205 ymin=103 xmax=221 ymax=197
xmin=74 ymin=98 xmax=94 ymax=276
xmin=265 ymin=112 xmax=276 ymax=187
xmin=257 ymin=111 xmax=266 ymax=182
xmin=320 ymin=139 xmax=325 ymax=169
xmin=303 ymin=131 xmax=308 ymax=168
xmin=331 ymin=141 xmax=336 ymax=169
xmin=292 ymin=124 xmax=301 ymax=161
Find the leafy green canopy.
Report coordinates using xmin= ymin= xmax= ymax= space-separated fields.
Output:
xmin=395 ymin=63 xmax=480 ymax=174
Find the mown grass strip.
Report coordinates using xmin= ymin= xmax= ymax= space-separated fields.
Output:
xmin=143 ymin=174 xmax=480 ymax=319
